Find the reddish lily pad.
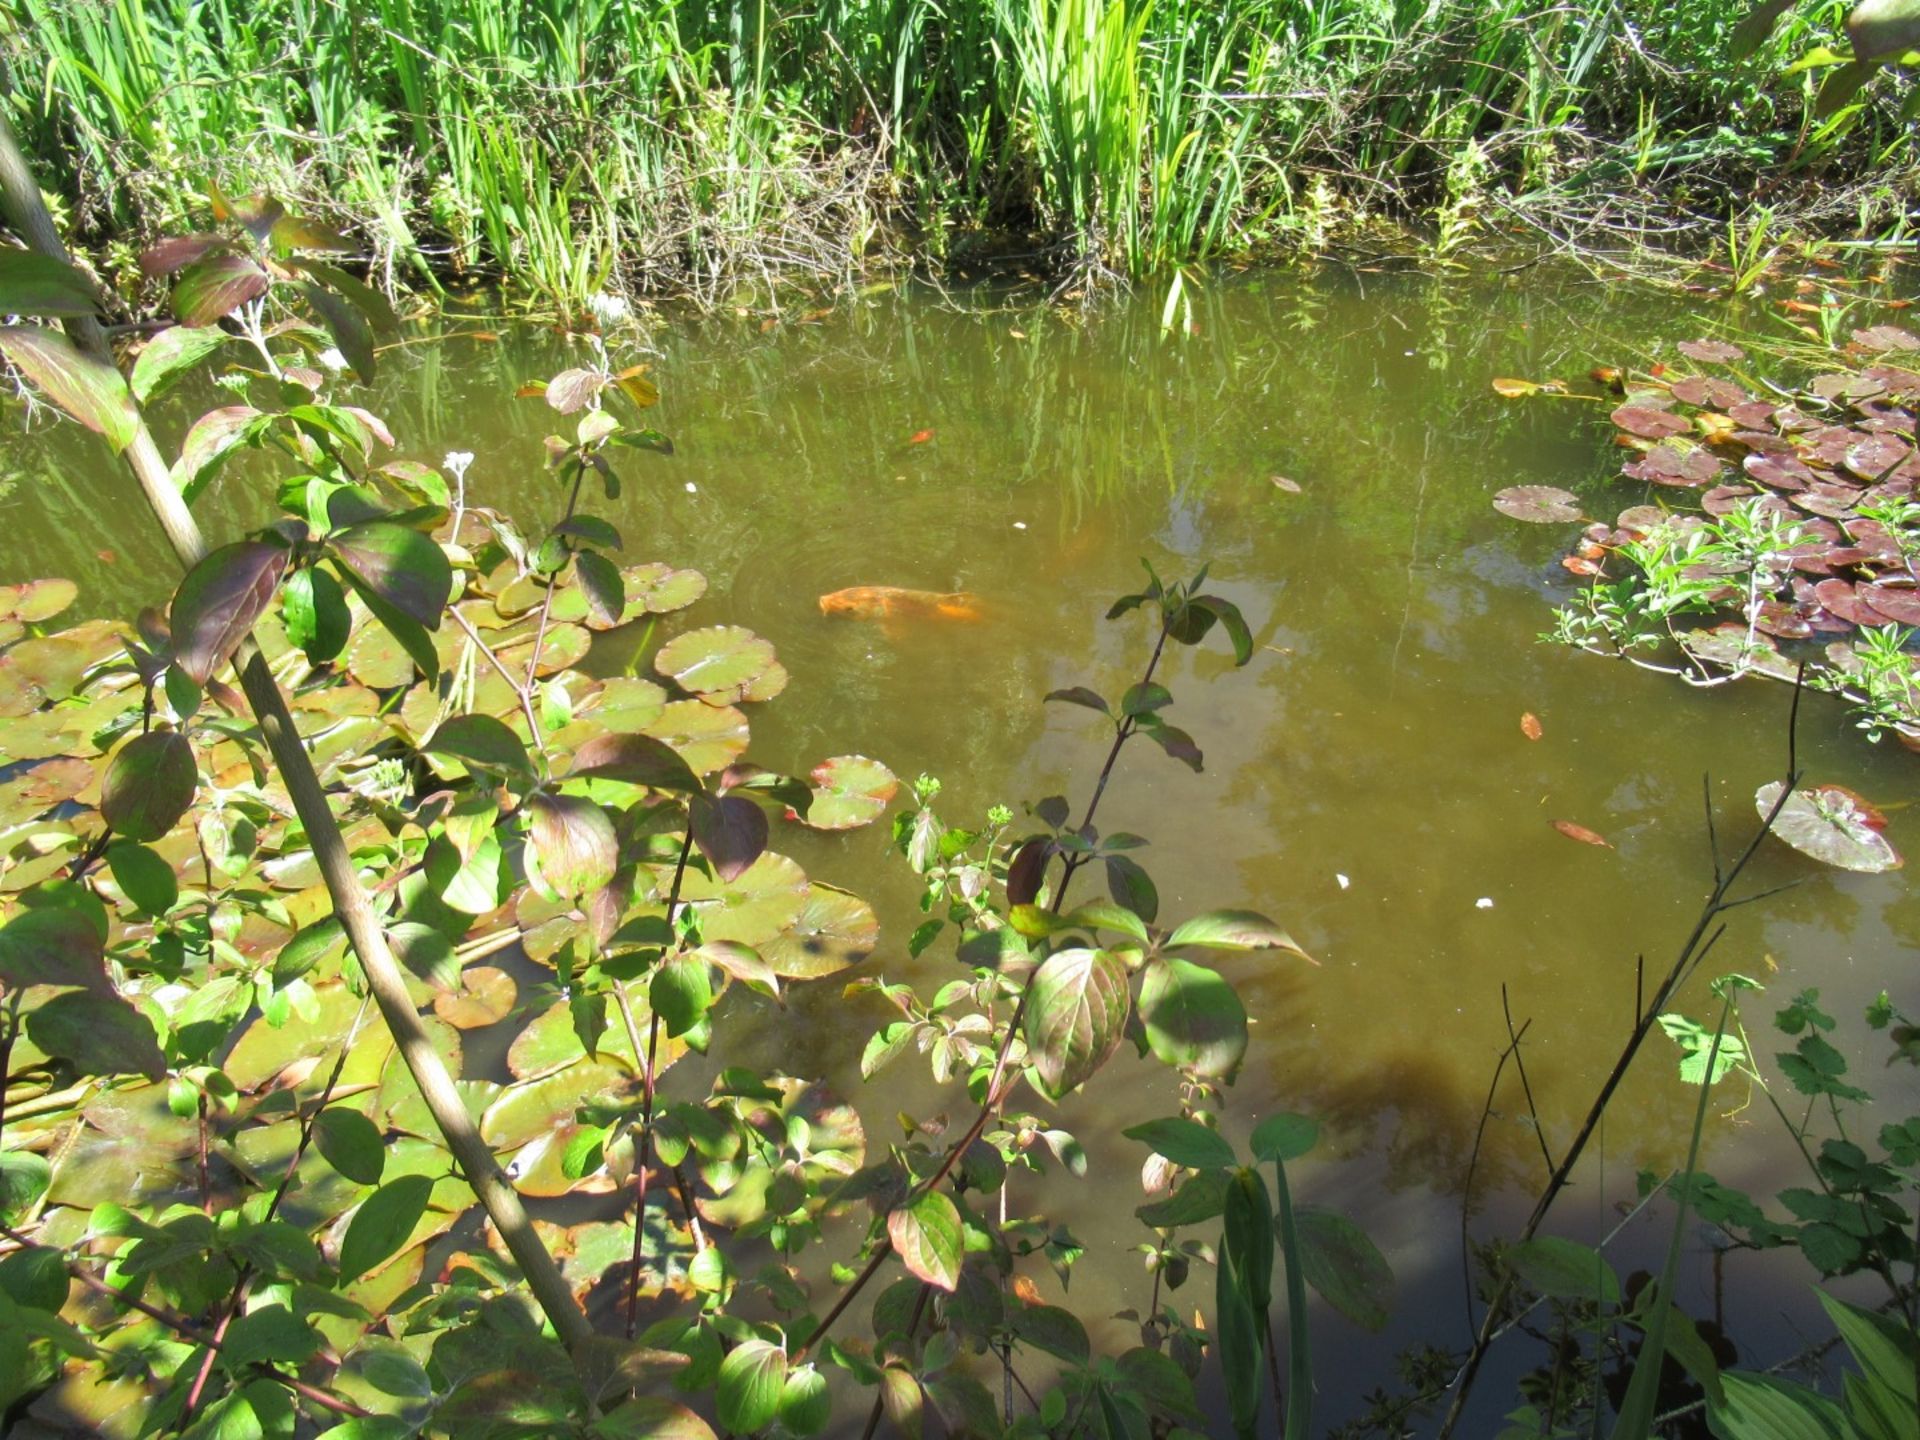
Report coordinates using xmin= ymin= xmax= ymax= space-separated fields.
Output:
xmin=1677 ymin=339 xmax=1745 ymax=364
xmin=1756 ymin=782 xmax=1903 ymax=873
xmin=0 ymin=579 xmax=78 ymax=625
xmin=1611 ymin=404 xmax=1692 ymax=440
xmin=1857 ymin=584 xmax=1920 ymax=626
xmin=802 ymin=755 xmax=900 ymax=830
xmin=432 ymin=966 xmax=518 ymax=1029
xmin=1852 ymin=326 xmax=1920 ymax=354
xmin=1492 ymin=486 xmax=1582 ymax=524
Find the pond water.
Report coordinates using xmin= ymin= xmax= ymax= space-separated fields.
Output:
xmin=5 ymin=262 xmax=1916 ymax=1432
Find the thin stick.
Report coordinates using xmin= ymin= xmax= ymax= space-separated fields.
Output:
xmin=1501 ymin=988 xmax=1554 ymax=1179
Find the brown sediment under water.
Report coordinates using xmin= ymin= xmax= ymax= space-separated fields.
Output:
xmin=7 ymin=261 xmax=1915 ymax=1430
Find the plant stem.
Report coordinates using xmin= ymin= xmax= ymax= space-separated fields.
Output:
xmin=0 ymin=112 xmax=593 ymax=1354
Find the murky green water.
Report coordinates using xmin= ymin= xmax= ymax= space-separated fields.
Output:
xmin=6 ymin=263 xmax=1915 ymax=1429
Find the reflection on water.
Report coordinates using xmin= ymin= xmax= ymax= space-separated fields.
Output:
xmin=7 ymin=263 xmax=1915 ymax=1429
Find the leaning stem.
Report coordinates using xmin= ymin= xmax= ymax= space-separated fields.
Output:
xmin=522 ymin=458 xmax=587 ymax=695
xmin=0 ymin=114 xmax=592 ymax=1353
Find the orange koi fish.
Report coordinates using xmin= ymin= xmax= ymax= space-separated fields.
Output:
xmin=818 ymin=586 xmax=982 ymax=621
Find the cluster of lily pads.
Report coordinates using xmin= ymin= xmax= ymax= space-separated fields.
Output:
xmin=1493 ymin=329 xmax=1918 ymax=873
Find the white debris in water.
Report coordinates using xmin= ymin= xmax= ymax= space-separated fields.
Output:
xmin=1475 ymin=897 xmax=1494 ymax=909
xmin=1013 ymin=521 xmax=1027 ymax=530
xmin=1335 ymin=873 xmax=1349 ymax=890
xmin=685 ymin=482 xmax=697 ymax=493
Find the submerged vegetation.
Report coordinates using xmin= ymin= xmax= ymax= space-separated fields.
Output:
xmin=2 ymin=1 xmax=1919 ymax=308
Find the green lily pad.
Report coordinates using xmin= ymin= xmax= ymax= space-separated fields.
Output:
xmin=619 ymin=563 xmax=707 ymax=619
xmin=642 ymin=699 xmax=750 ymax=775
xmin=654 ymin=625 xmax=777 ymax=702
xmin=497 ymin=622 xmax=591 ymax=680
xmin=480 ymin=1059 xmax=638 ymax=1152
xmin=1756 ymin=782 xmax=1903 ymax=873
xmin=0 ymin=756 xmax=94 ymax=828
xmin=760 ymin=883 xmax=879 ymax=978
xmin=0 ymin=636 xmax=98 ymax=716
xmin=802 ymin=755 xmax=899 ymax=830
xmin=496 ymin=574 xmax=589 ymax=626
xmin=0 ymin=578 xmax=78 ymax=624
xmin=432 ymin=965 xmax=518 ymax=1029
xmin=344 ymin=613 xmax=419 ymax=689
xmin=680 ymin=851 xmax=809 ymax=946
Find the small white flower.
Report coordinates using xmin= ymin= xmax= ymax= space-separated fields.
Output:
xmin=588 ymin=291 xmax=630 ymax=327
xmin=444 ymin=450 xmax=475 ymax=482
xmin=317 ymin=346 xmax=348 ymax=373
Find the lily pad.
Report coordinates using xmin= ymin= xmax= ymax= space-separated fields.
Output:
xmin=642 ymin=699 xmax=750 ymax=774
xmin=0 ymin=578 xmax=78 ymax=624
xmin=1756 ymin=781 xmax=1903 ymax=873
xmin=654 ymin=625 xmax=778 ymax=702
xmin=480 ymin=1059 xmax=638 ymax=1151
xmin=433 ymin=966 xmax=518 ymax=1029
xmin=802 ymin=755 xmax=900 ymax=830
xmin=680 ymin=851 xmax=809 ymax=946
xmin=1611 ymin=404 xmax=1692 ymax=441
xmin=1492 ymin=486 xmax=1582 ymax=524
xmin=620 ymin=563 xmax=707 ymax=618
xmin=760 ymin=883 xmax=879 ymax=979
xmin=1676 ymin=339 xmax=1746 ymax=364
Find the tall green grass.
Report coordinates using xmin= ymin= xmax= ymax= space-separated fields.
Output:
xmin=0 ymin=0 xmax=1908 ymax=304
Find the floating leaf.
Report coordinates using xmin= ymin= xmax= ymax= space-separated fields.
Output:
xmin=654 ymin=625 xmax=777 ymax=700
xmin=170 ymin=540 xmax=289 ymax=683
xmin=1552 ymin=820 xmax=1612 ymax=849
xmin=641 ymin=700 xmax=750 ymax=775
xmin=1492 ymin=486 xmax=1582 ymax=524
xmin=802 ymin=755 xmax=899 ymax=831
xmin=433 ymin=966 xmax=517 ymax=1030
xmin=101 ymin=730 xmax=197 ymax=842
xmin=1676 ymin=339 xmax=1745 ymax=364
xmin=0 ymin=326 xmax=140 ymax=452
xmin=1756 ymin=781 xmax=1903 ymax=873
xmin=1611 ymin=404 xmax=1692 ymax=440
xmin=759 ymin=883 xmax=878 ymax=979
xmin=1520 ymin=712 xmax=1543 ymax=740
xmin=680 ymin=852 xmax=809 ymax=946
xmin=888 ymin=1192 xmax=963 ymax=1291
xmin=1491 ymin=377 xmax=1558 ymax=397
xmin=619 ymin=564 xmax=708 ymax=618
xmin=0 ymin=577 xmax=77 ymax=624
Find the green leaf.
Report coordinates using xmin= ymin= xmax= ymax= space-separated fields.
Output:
xmin=300 ymin=281 xmax=376 ymax=382
xmin=131 ymin=325 xmax=229 ymax=403
xmin=0 ymin=251 xmax=101 ymax=317
xmin=716 ymin=1340 xmax=788 ymax=1434
xmin=1816 ymin=1291 xmax=1917 ymax=1407
xmin=220 ymin=1303 xmax=322 ymax=1371
xmin=101 ymin=730 xmax=197 ymax=842
xmin=330 ymin=522 xmax=451 ymax=631
xmin=313 ymin=1107 xmax=386 ymax=1185
xmin=1294 ymin=1207 xmax=1394 ymax=1332
xmin=575 ymin=550 xmax=625 ymax=625
xmin=651 ymin=953 xmax=713 ymax=1039
xmin=1223 ymin=1167 xmax=1275 ymax=1311
xmin=1191 ymin=595 xmax=1254 ymax=664
xmin=887 ymin=1191 xmax=964 ymax=1292
xmin=26 ymin=990 xmax=166 ymax=1080
xmin=1045 ymin=685 xmax=1111 ymax=715
xmin=274 ymin=915 xmax=345 ymax=986
xmin=1011 ymin=1304 xmax=1090 ymax=1365
xmin=0 ymin=907 xmax=106 ymax=991
xmin=0 ymin=1151 xmax=51 ymax=1223
xmin=1507 ymin=1235 xmax=1620 ymax=1304
xmin=390 ymin=921 xmax=459 ymax=992
xmin=1059 ymin=898 xmax=1150 ymax=945
xmin=1024 ymin=947 xmax=1130 ymax=1099
xmin=1706 ymin=1371 xmax=1848 ymax=1439
xmin=1120 ymin=681 xmax=1172 ymax=716
xmin=107 ymin=842 xmax=179 ymax=915
xmin=1122 ymin=1116 xmax=1237 ymax=1171
xmin=779 ymin=1365 xmax=830 ymax=1438
xmin=281 ymin=565 xmax=351 ymax=666
xmin=0 ymin=326 xmax=140 ymax=452
xmin=1105 ymin=853 xmax=1159 ymax=922
xmin=170 ymin=540 xmax=289 ymax=683
xmin=1136 ymin=1168 xmax=1230 ymax=1228
xmin=339 ymin=568 xmax=437 ymax=678
xmin=338 ymin=1174 xmax=433 ymax=1285
xmin=1167 ymin=910 xmax=1314 ymax=961
xmin=424 ymin=714 xmax=534 ymax=778
xmin=1250 ymin=1113 xmax=1319 ymax=1163
xmin=1139 ymin=957 xmax=1248 ymax=1080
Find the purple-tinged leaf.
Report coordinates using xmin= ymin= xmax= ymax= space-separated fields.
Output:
xmin=27 ymin=990 xmax=166 ymax=1080
xmin=527 ymin=793 xmax=617 ymax=899
xmin=1106 ymin=853 xmax=1159 ymax=922
xmin=546 ymin=368 xmax=605 ymax=414
xmin=1006 ymin=837 xmax=1051 ymax=906
xmin=888 ymin=1192 xmax=964 ymax=1292
xmin=0 ymin=907 xmax=109 ymax=993
xmin=170 ymin=540 xmax=288 ymax=683
xmin=691 ymin=792 xmax=769 ymax=882
xmin=330 ymin=521 xmax=451 ymax=630
xmin=1045 ymin=686 xmax=1110 ymax=715
xmin=300 ymin=282 xmax=376 ymax=382
xmin=1166 ymin=909 xmax=1315 ymax=961
xmin=173 ymin=405 xmax=266 ymax=503
xmin=570 ymin=733 xmax=702 ymax=792
xmin=1025 ymin=947 xmax=1129 ymax=1099
xmin=0 ymin=326 xmax=139 ymax=452
xmin=101 ymin=730 xmax=197 ymax=842
xmin=130 ymin=325 xmax=230 ymax=404
xmin=574 ymin=550 xmax=624 ymax=625
xmin=424 ymin=714 xmax=534 ymax=777
xmin=140 ymin=234 xmax=229 ymax=277
xmin=172 ymin=252 xmax=270 ymax=326
xmin=0 ymin=251 xmax=101 ymax=317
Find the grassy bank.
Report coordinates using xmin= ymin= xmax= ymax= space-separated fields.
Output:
xmin=3 ymin=0 xmax=1916 ymax=312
